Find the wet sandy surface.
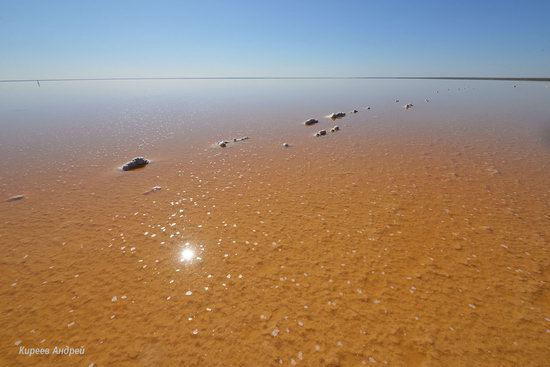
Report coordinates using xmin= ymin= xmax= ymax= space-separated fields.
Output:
xmin=1 ymin=80 xmax=549 ymax=366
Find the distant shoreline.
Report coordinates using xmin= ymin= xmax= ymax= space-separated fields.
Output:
xmin=1 ymin=76 xmax=549 ymax=83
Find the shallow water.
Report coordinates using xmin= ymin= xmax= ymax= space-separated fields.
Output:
xmin=1 ymin=80 xmax=549 ymax=366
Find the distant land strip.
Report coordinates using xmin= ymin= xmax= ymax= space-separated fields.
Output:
xmin=1 ymin=76 xmax=549 ymax=83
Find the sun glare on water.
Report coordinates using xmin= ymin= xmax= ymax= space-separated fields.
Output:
xmin=180 ymin=245 xmax=196 ymax=262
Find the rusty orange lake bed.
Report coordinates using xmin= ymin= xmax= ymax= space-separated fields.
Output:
xmin=1 ymin=80 xmax=549 ymax=366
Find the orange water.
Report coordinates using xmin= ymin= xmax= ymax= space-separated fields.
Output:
xmin=1 ymin=80 xmax=549 ymax=366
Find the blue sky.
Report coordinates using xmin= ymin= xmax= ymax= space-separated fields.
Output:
xmin=0 ymin=0 xmax=549 ymax=79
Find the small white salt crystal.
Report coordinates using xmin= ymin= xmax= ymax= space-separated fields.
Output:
xmin=297 ymin=351 xmax=303 ymax=360
xmin=192 ymin=329 xmax=199 ymax=335
xmin=271 ymin=328 xmax=280 ymax=337
xmin=67 ymin=321 xmax=75 ymax=328
xmin=185 ymin=290 xmax=193 ymax=296
xmin=468 ymin=304 xmax=476 ymax=309
xmin=111 ymin=296 xmax=118 ymax=302
xmin=15 ymin=340 xmax=22 ymax=346
xmin=368 ymin=356 xmax=377 ymax=363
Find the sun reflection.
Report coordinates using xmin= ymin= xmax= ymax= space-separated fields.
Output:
xmin=179 ymin=243 xmax=197 ymax=263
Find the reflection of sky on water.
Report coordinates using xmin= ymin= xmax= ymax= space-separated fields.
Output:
xmin=1 ymin=79 xmax=549 ymax=170
xmin=2 ymin=79 xmax=549 ymax=135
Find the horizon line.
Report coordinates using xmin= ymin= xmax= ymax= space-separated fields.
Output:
xmin=1 ymin=76 xmax=549 ymax=83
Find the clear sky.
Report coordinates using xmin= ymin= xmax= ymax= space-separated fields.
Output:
xmin=1 ymin=0 xmax=549 ymax=79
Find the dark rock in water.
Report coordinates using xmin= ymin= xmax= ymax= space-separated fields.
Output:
xmin=328 ymin=112 xmax=346 ymax=120
xmin=218 ymin=141 xmax=228 ymax=148
xmin=404 ymin=103 xmax=414 ymax=110
xmin=425 ymin=99 xmax=430 ymax=103
xmin=233 ymin=136 xmax=249 ymax=142
xmin=330 ymin=125 xmax=340 ymax=133
xmin=282 ymin=143 xmax=290 ymax=147
xmin=352 ymin=109 xmax=358 ymax=113
xmin=143 ymin=186 xmax=162 ymax=195
xmin=395 ymin=99 xmax=400 ymax=103
xmin=366 ymin=106 xmax=371 ymax=110
xmin=303 ymin=118 xmax=319 ymax=126
xmin=122 ymin=157 xmax=150 ymax=171
xmin=315 ymin=130 xmax=327 ymax=137
xmin=6 ymin=194 xmax=25 ymax=202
